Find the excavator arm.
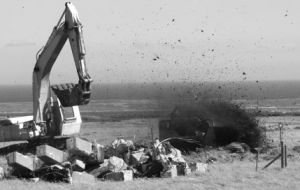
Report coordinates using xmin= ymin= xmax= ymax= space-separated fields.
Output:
xmin=33 ymin=2 xmax=92 ymax=125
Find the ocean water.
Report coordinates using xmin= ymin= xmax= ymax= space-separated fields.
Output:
xmin=1 ymin=81 xmax=300 ymax=103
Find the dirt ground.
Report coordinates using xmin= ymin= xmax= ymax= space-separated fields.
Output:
xmin=1 ymin=98 xmax=300 ymax=189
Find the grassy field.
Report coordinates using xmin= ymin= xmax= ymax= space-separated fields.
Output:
xmin=1 ymin=98 xmax=300 ymax=189
xmin=1 ymin=161 xmax=300 ymax=190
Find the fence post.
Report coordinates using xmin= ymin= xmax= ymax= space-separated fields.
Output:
xmin=284 ymin=145 xmax=287 ymax=167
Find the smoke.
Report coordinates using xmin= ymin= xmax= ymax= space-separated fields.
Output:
xmin=170 ymin=100 xmax=263 ymax=149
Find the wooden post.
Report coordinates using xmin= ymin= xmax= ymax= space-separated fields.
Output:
xmin=279 ymin=123 xmax=284 ymax=169
xmin=263 ymin=154 xmax=281 ymax=169
xmin=280 ymin=141 xmax=284 ymax=168
xmin=254 ymin=148 xmax=261 ymax=171
xmin=255 ymin=151 xmax=259 ymax=171
xmin=284 ymin=145 xmax=287 ymax=167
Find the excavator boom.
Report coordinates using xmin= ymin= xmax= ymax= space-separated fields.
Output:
xmin=33 ymin=2 xmax=92 ymax=124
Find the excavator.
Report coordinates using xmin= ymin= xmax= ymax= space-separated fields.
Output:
xmin=0 ymin=2 xmax=92 ymax=146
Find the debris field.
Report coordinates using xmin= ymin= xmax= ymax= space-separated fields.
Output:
xmin=0 ymin=137 xmax=208 ymax=183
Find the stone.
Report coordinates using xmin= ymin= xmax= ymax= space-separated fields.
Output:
xmin=108 ymin=156 xmax=127 ymax=172
xmin=161 ymin=165 xmax=177 ymax=178
xmin=7 ymin=152 xmax=34 ymax=171
xmin=72 ymin=159 xmax=85 ymax=172
xmin=188 ymin=162 xmax=208 ymax=173
xmin=36 ymin=145 xmax=66 ymax=165
xmin=104 ymin=170 xmax=133 ymax=181
xmin=72 ymin=171 xmax=95 ymax=185
xmin=67 ymin=137 xmax=93 ymax=157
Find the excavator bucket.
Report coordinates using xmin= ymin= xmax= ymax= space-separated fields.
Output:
xmin=51 ymin=83 xmax=91 ymax=107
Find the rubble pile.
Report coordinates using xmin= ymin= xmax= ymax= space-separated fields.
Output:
xmin=0 ymin=137 xmax=208 ymax=183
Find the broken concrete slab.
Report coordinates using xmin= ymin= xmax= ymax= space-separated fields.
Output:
xmin=72 ymin=171 xmax=95 ymax=185
xmin=7 ymin=151 xmax=34 ymax=171
xmin=108 ymin=156 xmax=128 ymax=172
xmin=161 ymin=165 xmax=177 ymax=178
xmin=67 ymin=137 xmax=93 ymax=157
xmin=129 ymin=151 xmax=144 ymax=166
xmin=36 ymin=145 xmax=66 ymax=165
xmin=72 ymin=159 xmax=85 ymax=172
xmin=86 ymin=143 xmax=105 ymax=165
xmin=88 ymin=159 xmax=110 ymax=178
xmin=188 ymin=162 xmax=208 ymax=173
xmin=104 ymin=170 xmax=133 ymax=181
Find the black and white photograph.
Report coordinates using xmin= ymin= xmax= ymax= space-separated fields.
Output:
xmin=0 ymin=0 xmax=299 ymax=189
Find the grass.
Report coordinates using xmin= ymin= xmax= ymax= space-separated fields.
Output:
xmin=2 ymin=161 xmax=300 ymax=190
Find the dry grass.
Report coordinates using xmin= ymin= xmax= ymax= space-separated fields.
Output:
xmin=1 ymin=160 xmax=300 ymax=190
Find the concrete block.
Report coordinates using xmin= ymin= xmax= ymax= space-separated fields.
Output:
xmin=72 ymin=171 xmax=95 ymax=185
xmin=0 ymin=167 xmax=4 ymax=180
xmin=93 ymin=144 xmax=105 ymax=163
xmin=104 ymin=170 xmax=133 ymax=181
xmin=161 ymin=165 xmax=177 ymax=178
xmin=36 ymin=145 xmax=66 ymax=165
xmin=7 ymin=152 xmax=34 ymax=171
xmin=86 ymin=144 xmax=105 ymax=165
xmin=189 ymin=162 xmax=208 ymax=173
xmin=72 ymin=159 xmax=85 ymax=172
xmin=67 ymin=137 xmax=92 ymax=157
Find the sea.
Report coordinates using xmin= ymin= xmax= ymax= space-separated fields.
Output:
xmin=1 ymin=81 xmax=300 ymax=103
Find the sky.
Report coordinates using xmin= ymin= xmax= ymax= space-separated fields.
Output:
xmin=0 ymin=0 xmax=299 ymax=85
